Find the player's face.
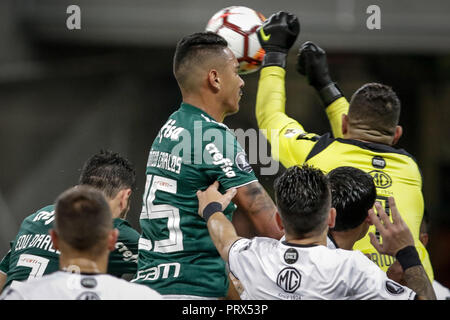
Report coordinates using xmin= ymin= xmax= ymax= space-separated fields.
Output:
xmin=221 ymin=48 xmax=245 ymax=115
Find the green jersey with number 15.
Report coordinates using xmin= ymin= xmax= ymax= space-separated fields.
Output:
xmin=133 ymin=103 xmax=257 ymax=297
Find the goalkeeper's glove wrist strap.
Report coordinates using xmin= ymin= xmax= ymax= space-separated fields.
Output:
xmin=262 ymin=52 xmax=287 ymax=69
xmin=318 ymin=82 xmax=344 ymax=106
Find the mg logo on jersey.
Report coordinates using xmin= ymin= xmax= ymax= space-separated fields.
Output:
xmin=369 ymin=170 xmax=392 ymax=189
xmin=277 ymin=267 xmax=301 ymax=293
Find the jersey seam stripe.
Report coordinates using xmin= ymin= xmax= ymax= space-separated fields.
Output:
xmin=227 ymin=238 xmax=247 ymax=280
xmin=335 ymin=137 xmax=417 ymax=161
xmin=305 ymin=132 xmax=335 ymax=162
xmin=224 ymin=179 xmax=258 ymax=191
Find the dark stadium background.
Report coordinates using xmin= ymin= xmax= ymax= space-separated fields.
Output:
xmin=0 ymin=0 xmax=449 ymax=287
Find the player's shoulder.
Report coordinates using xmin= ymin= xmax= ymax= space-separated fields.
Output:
xmin=335 ymin=137 xmax=418 ymax=162
xmin=103 ymin=275 xmax=162 ymax=299
xmin=231 ymin=236 xmax=278 ymax=255
xmin=24 ymin=204 xmax=55 ymax=222
xmin=329 ymin=247 xmax=369 ymax=261
xmin=18 ymin=204 xmax=55 ymax=232
xmin=3 ymin=271 xmax=62 ymax=299
xmin=176 ymin=102 xmax=230 ymax=129
xmin=330 ymin=248 xmax=383 ymax=274
xmin=113 ymin=219 xmax=139 ymax=236
xmin=433 ymin=280 xmax=450 ymax=300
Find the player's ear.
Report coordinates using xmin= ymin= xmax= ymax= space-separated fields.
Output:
xmin=107 ymin=229 xmax=119 ymax=252
xmin=419 ymin=232 xmax=429 ymax=247
xmin=328 ymin=208 xmax=336 ymax=229
xmin=365 ymin=213 xmax=373 ymax=225
xmin=341 ymin=114 xmax=349 ymax=135
xmin=208 ymin=69 xmax=220 ymax=92
xmin=49 ymin=229 xmax=59 ymax=250
xmin=392 ymin=125 xmax=403 ymax=145
xmin=275 ymin=212 xmax=285 ymax=232
xmin=118 ymin=188 xmax=132 ymax=212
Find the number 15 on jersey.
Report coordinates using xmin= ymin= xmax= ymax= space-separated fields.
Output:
xmin=139 ymin=174 xmax=184 ymax=254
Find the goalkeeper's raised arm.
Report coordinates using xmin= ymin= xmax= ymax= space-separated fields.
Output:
xmin=255 ymin=12 xmax=348 ymax=168
xmin=297 ymin=41 xmax=349 ymax=139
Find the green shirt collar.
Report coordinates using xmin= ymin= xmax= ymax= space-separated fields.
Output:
xmin=180 ymin=102 xmax=216 ymax=122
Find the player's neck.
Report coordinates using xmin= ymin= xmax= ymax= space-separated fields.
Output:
xmin=108 ymin=199 xmax=122 ymax=220
xmin=182 ymin=95 xmax=225 ymax=122
xmin=285 ymin=232 xmax=328 ymax=247
xmin=344 ymin=128 xmax=393 ymax=146
xmin=59 ymin=254 xmax=108 ymax=274
xmin=329 ymin=230 xmax=358 ymax=250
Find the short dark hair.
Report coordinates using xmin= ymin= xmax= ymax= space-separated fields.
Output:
xmin=54 ymin=185 xmax=112 ymax=254
xmin=173 ymin=32 xmax=228 ymax=88
xmin=79 ymin=150 xmax=136 ymax=199
xmin=327 ymin=166 xmax=377 ymax=231
xmin=274 ymin=164 xmax=331 ymax=237
xmin=348 ymin=83 xmax=401 ymax=136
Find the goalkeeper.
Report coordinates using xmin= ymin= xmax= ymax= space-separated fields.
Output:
xmin=255 ymin=11 xmax=434 ymax=281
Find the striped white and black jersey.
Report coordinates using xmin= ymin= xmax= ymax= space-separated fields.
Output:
xmin=229 ymin=237 xmax=416 ymax=300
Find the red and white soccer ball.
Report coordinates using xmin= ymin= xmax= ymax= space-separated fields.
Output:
xmin=205 ymin=6 xmax=266 ymax=75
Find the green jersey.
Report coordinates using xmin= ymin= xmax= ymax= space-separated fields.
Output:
xmin=108 ymin=218 xmax=140 ymax=277
xmin=0 ymin=204 xmax=140 ymax=291
xmin=133 ymin=103 xmax=257 ymax=297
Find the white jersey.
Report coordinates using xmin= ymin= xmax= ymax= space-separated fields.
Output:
xmin=229 ymin=237 xmax=416 ymax=300
xmin=0 ymin=271 xmax=162 ymax=300
xmin=433 ymin=280 xmax=450 ymax=300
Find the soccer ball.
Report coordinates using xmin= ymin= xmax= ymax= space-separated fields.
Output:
xmin=205 ymin=6 xmax=266 ymax=75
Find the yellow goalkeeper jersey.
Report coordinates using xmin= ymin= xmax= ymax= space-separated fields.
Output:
xmin=256 ymin=66 xmax=434 ymax=281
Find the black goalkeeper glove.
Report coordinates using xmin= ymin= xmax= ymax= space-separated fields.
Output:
xmin=257 ymin=11 xmax=300 ymax=68
xmin=297 ymin=41 xmax=343 ymax=106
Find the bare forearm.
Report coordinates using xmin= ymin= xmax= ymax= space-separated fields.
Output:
xmin=236 ymin=183 xmax=283 ymax=239
xmin=0 ymin=272 xmax=6 ymax=292
xmin=207 ymin=212 xmax=242 ymax=263
xmin=404 ymin=265 xmax=436 ymax=300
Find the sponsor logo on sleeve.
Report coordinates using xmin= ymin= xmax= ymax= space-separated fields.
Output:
xmin=385 ymin=280 xmax=405 ymax=295
xmin=205 ymin=143 xmax=236 ymax=178
xmin=284 ymin=128 xmax=302 ymax=138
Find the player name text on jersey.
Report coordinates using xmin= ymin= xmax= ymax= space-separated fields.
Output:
xmin=15 ymin=233 xmax=59 ymax=254
xmin=147 ymin=150 xmax=182 ymax=174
